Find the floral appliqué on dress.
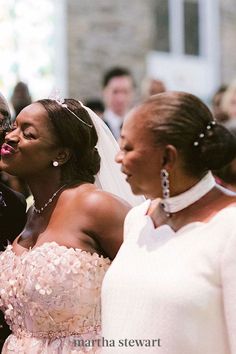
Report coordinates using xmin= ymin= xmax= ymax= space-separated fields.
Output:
xmin=0 ymin=242 xmax=110 ymax=353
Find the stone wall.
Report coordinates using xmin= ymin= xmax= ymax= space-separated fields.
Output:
xmin=66 ymin=0 xmax=236 ymax=99
xmin=66 ymin=0 xmax=155 ymax=101
xmin=220 ymin=0 xmax=236 ymax=84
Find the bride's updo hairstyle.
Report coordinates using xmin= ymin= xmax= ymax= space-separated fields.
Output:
xmin=37 ymin=98 xmax=100 ymax=183
xmin=142 ymin=91 xmax=236 ymax=178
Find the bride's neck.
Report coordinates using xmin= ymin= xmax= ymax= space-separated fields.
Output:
xmin=27 ymin=175 xmax=62 ymax=206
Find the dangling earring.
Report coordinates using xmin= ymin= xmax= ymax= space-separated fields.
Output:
xmin=160 ymin=168 xmax=171 ymax=217
xmin=161 ymin=169 xmax=169 ymax=199
xmin=52 ymin=161 xmax=59 ymax=167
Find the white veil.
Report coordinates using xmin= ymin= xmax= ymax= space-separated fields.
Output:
xmin=81 ymin=104 xmax=145 ymax=206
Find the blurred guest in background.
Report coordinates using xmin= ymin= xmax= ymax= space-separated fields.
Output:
xmin=8 ymin=81 xmax=32 ymax=197
xmin=211 ymin=84 xmax=229 ymax=122
xmin=11 ymin=81 xmax=32 ymax=118
xmin=141 ymin=77 xmax=166 ymax=100
xmin=102 ymin=66 xmax=135 ymax=140
xmin=221 ymin=80 xmax=236 ymax=121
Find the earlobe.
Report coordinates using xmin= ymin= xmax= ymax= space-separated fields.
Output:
xmin=162 ymin=155 xmax=168 ymax=167
xmin=161 ymin=145 xmax=177 ymax=169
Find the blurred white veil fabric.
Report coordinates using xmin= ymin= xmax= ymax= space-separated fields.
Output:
xmin=82 ymin=104 xmax=145 ymax=206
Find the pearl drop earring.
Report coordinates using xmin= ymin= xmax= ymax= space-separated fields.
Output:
xmin=52 ymin=161 xmax=59 ymax=167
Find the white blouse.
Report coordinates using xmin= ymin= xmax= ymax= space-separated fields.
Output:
xmin=102 ymin=200 xmax=236 ymax=353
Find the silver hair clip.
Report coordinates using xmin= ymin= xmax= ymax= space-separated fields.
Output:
xmin=193 ymin=120 xmax=216 ymax=147
xmin=48 ymin=90 xmax=93 ymax=128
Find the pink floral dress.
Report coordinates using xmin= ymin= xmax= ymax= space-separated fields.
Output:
xmin=0 ymin=242 xmax=110 ymax=353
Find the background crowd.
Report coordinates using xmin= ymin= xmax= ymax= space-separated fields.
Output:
xmin=1 ymin=67 xmax=236 ymax=199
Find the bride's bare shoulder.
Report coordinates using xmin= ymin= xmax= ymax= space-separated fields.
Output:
xmin=60 ymin=183 xmax=130 ymax=214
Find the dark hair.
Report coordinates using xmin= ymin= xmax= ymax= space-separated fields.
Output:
xmin=37 ymin=99 xmax=100 ymax=184
xmin=84 ymin=98 xmax=105 ymax=114
xmin=102 ymin=66 xmax=134 ymax=88
xmin=141 ymin=91 xmax=236 ymax=177
xmin=11 ymin=81 xmax=32 ymax=117
xmin=214 ymin=122 xmax=236 ymax=185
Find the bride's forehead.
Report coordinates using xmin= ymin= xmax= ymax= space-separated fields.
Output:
xmin=15 ymin=104 xmax=55 ymax=135
xmin=22 ymin=102 xmax=46 ymax=114
xmin=17 ymin=103 xmax=48 ymax=121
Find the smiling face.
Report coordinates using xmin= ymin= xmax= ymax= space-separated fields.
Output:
xmin=116 ymin=107 xmax=165 ymax=199
xmin=0 ymin=103 xmax=61 ymax=178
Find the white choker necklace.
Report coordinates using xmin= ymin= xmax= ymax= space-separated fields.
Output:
xmin=160 ymin=172 xmax=216 ymax=215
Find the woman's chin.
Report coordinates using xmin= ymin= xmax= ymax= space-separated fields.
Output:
xmin=129 ymin=183 xmax=143 ymax=196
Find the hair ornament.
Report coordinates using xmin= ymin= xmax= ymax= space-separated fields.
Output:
xmin=193 ymin=120 xmax=216 ymax=147
xmin=48 ymin=89 xmax=93 ymax=128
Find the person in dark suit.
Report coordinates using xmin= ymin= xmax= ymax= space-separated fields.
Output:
xmin=102 ymin=67 xmax=135 ymax=140
xmin=0 ymin=92 xmax=27 ymax=349
xmin=0 ymin=181 xmax=27 ymax=245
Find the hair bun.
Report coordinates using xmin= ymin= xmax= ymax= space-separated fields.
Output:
xmin=87 ymin=147 xmax=100 ymax=177
xmin=199 ymin=124 xmax=236 ymax=170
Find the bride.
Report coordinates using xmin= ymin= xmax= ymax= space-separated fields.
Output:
xmin=0 ymin=98 xmax=142 ymax=353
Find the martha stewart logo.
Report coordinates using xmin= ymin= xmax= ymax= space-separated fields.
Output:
xmin=74 ymin=337 xmax=161 ymax=348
